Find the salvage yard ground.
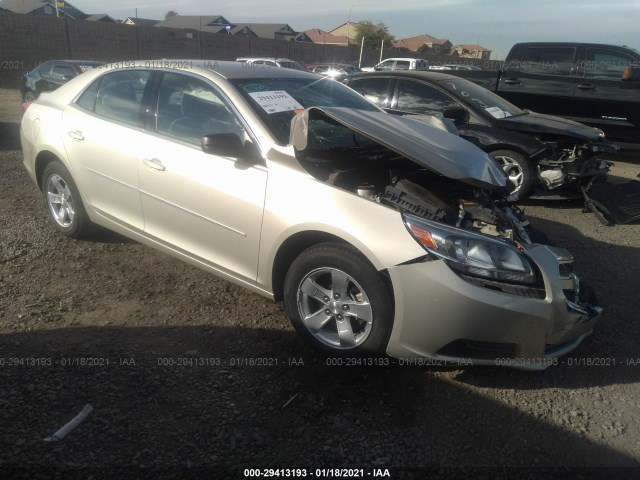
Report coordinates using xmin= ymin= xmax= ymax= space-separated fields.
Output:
xmin=1 ymin=88 xmax=640 ymax=479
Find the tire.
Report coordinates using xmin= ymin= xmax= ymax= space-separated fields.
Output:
xmin=489 ymin=149 xmax=535 ymax=200
xmin=23 ymin=90 xmax=37 ymax=102
xmin=41 ymin=161 xmax=93 ymax=238
xmin=284 ymin=242 xmax=393 ymax=357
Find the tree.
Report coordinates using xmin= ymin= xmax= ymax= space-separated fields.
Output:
xmin=164 ymin=10 xmax=178 ymax=19
xmin=354 ymin=21 xmax=394 ymax=49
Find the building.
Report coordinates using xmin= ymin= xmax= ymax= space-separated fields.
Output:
xmin=0 ymin=0 xmax=83 ymax=18
xmin=85 ymin=14 xmax=116 ymax=23
xmin=229 ymin=23 xmax=299 ymax=41
xmin=301 ymin=28 xmax=351 ymax=46
xmin=122 ymin=17 xmax=160 ymax=26
xmin=451 ymin=44 xmax=491 ymax=60
xmin=155 ymin=15 xmax=233 ymax=34
xmin=328 ymin=22 xmax=362 ymax=41
xmin=393 ymin=34 xmax=452 ymax=55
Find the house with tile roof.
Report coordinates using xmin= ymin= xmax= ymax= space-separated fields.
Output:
xmin=392 ymin=34 xmax=452 ymax=55
xmin=155 ymin=15 xmax=232 ymax=34
xmin=451 ymin=44 xmax=491 ymax=60
xmin=122 ymin=17 xmax=160 ymax=26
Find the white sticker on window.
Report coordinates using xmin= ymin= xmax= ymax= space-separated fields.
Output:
xmin=485 ymin=106 xmax=508 ymax=119
xmin=248 ymin=90 xmax=303 ymax=114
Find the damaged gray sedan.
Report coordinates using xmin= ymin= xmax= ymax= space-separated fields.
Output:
xmin=21 ymin=61 xmax=602 ymax=369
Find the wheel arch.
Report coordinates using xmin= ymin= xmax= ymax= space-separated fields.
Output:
xmin=35 ymin=150 xmax=63 ymax=190
xmin=270 ymin=230 xmax=394 ymax=302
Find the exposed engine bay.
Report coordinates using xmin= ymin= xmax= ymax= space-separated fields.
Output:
xmin=295 ymin=118 xmax=532 ymax=246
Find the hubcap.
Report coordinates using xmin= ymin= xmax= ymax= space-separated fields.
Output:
xmin=493 ymin=155 xmax=524 ymax=193
xmin=297 ymin=267 xmax=373 ymax=349
xmin=46 ymin=174 xmax=75 ymax=228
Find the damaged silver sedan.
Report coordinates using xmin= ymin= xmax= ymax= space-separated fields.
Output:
xmin=20 ymin=61 xmax=602 ymax=369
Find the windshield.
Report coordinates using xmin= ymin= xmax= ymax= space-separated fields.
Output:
xmin=231 ymin=77 xmax=381 ymax=144
xmin=438 ymin=78 xmax=525 ymax=119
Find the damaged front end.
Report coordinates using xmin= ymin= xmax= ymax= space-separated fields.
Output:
xmin=291 ymin=107 xmax=533 ymax=245
xmin=290 ymin=107 xmax=604 ymax=366
xmin=532 ymin=137 xmax=615 ymax=193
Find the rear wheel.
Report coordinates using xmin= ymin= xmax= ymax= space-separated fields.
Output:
xmin=490 ymin=149 xmax=535 ymax=199
xmin=23 ymin=90 xmax=37 ymax=102
xmin=41 ymin=161 xmax=94 ymax=238
xmin=284 ymin=243 xmax=393 ymax=357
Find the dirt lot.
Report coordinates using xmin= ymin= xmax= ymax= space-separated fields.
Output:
xmin=1 ymin=87 xmax=640 ymax=479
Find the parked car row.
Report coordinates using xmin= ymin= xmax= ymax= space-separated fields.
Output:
xmin=343 ymin=70 xmax=617 ymax=201
xmin=21 ymin=60 xmax=604 ymax=369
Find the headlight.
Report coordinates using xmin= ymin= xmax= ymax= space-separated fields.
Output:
xmin=403 ymin=213 xmax=538 ymax=285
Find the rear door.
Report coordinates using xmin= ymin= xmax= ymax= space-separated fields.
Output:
xmin=61 ymin=69 xmax=153 ymax=231
xmin=571 ymin=46 xmax=639 ymax=142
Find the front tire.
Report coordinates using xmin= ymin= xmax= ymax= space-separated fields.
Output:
xmin=41 ymin=161 xmax=93 ymax=238
xmin=284 ymin=243 xmax=393 ymax=357
xmin=489 ymin=149 xmax=535 ymax=199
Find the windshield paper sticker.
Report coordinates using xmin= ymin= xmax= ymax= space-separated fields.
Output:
xmin=248 ymin=91 xmax=303 ymax=114
xmin=485 ymin=106 xmax=511 ymax=119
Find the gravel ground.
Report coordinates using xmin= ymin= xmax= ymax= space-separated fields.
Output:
xmin=1 ymin=88 xmax=640 ymax=479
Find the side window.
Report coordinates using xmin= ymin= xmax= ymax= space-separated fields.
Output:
xmin=396 ymin=80 xmax=459 ymax=114
xmin=519 ymin=47 xmax=576 ymax=75
xmin=395 ymin=61 xmax=411 ymax=70
xmin=376 ymin=60 xmax=394 ymax=71
xmin=94 ymin=70 xmax=150 ymax=126
xmin=347 ymin=77 xmax=393 ymax=107
xmin=37 ymin=62 xmax=53 ymax=79
xmin=313 ymin=65 xmax=329 ymax=74
xmin=51 ymin=65 xmax=76 ymax=81
xmin=156 ymin=72 xmax=245 ymax=145
xmin=583 ymin=49 xmax=634 ymax=80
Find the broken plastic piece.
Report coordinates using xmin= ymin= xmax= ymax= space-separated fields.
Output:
xmin=44 ymin=404 xmax=93 ymax=442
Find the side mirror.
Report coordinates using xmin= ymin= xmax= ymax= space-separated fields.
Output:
xmin=622 ymin=66 xmax=640 ymax=82
xmin=443 ymin=105 xmax=470 ymax=124
xmin=201 ymin=133 xmax=244 ymax=157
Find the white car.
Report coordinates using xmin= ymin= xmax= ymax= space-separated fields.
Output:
xmin=20 ymin=60 xmax=602 ymax=368
xmin=362 ymin=58 xmax=430 ymax=72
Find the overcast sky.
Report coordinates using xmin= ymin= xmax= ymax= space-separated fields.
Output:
xmin=78 ymin=0 xmax=640 ymax=59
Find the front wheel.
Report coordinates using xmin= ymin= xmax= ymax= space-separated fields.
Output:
xmin=284 ymin=243 xmax=393 ymax=357
xmin=41 ymin=161 xmax=94 ymax=238
xmin=489 ymin=149 xmax=535 ymax=200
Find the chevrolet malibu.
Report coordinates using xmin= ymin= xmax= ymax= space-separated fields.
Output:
xmin=20 ymin=60 xmax=603 ymax=369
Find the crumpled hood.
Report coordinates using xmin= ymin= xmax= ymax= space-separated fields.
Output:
xmin=290 ymin=107 xmax=507 ymax=190
xmin=499 ymin=111 xmax=605 ymax=141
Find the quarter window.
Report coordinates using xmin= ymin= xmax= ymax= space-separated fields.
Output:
xmin=156 ymin=72 xmax=244 ymax=145
xmin=396 ymin=80 xmax=459 ymax=114
xmin=93 ymin=70 xmax=150 ymax=126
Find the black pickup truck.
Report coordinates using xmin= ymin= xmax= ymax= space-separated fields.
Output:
xmin=449 ymin=42 xmax=640 ymax=146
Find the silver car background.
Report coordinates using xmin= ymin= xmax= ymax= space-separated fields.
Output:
xmin=20 ymin=60 xmax=602 ymax=369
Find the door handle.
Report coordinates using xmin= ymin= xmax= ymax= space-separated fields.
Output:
xmin=142 ymin=158 xmax=166 ymax=171
xmin=576 ymin=84 xmax=595 ymax=90
xmin=68 ymin=130 xmax=84 ymax=141
xmin=503 ymin=78 xmax=521 ymax=85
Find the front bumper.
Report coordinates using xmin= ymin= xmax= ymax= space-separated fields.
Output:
xmin=385 ymin=245 xmax=602 ymax=370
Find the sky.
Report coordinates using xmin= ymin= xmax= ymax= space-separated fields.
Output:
xmin=75 ymin=0 xmax=640 ymax=59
